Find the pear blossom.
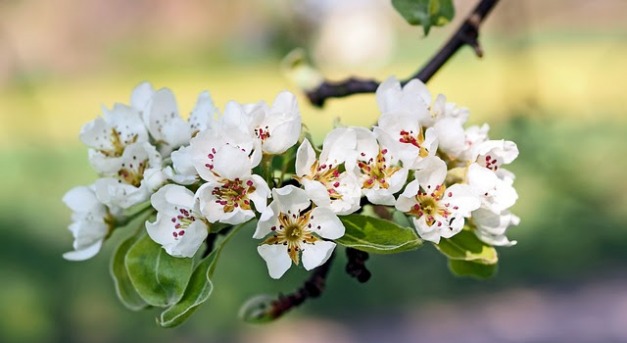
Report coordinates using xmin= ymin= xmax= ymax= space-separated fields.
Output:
xmin=457 ymin=123 xmax=490 ymax=163
xmin=80 ymin=103 xmax=148 ymax=173
xmin=467 ymin=163 xmax=518 ymax=213
xmin=195 ymin=145 xmax=270 ymax=225
xmin=143 ymin=88 xmax=192 ymax=155
xmin=146 ymin=184 xmax=209 ymax=258
xmin=473 ymin=139 xmax=519 ymax=175
xmin=253 ymin=186 xmax=345 ymax=279
xmin=190 ymin=116 xmax=261 ymax=182
xmin=374 ymin=113 xmax=438 ymax=169
xmin=396 ymin=157 xmax=481 ymax=243
xmin=346 ymin=128 xmax=407 ymax=206
xmin=473 ymin=208 xmax=519 ymax=247
xmin=376 ymin=77 xmax=430 ymax=123
xmin=63 ymin=186 xmax=117 ymax=261
xmin=222 ymin=92 xmax=301 ymax=155
xmin=295 ymin=128 xmax=361 ymax=215
xmin=94 ymin=142 xmax=164 ymax=209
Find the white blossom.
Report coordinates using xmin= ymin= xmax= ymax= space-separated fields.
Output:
xmin=62 ymin=186 xmax=116 ymax=261
xmin=374 ymin=113 xmax=438 ymax=169
xmin=80 ymin=103 xmax=148 ymax=173
xmin=222 ymin=92 xmax=301 ymax=155
xmin=473 ymin=208 xmax=519 ymax=247
xmin=190 ymin=116 xmax=261 ymax=182
xmin=94 ymin=142 xmax=164 ymax=209
xmin=143 ymin=88 xmax=192 ymax=155
xmin=195 ymin=145 xmax=270 ymax=225
xmin=295 ymin=128 xmax=361 ymax=215
xmin=146 ymin=184 xmax=209 ymax=258
xmin=396 ymin=157 xmax=481 ymax=243
xmin=253 ymin=186 xmax=345 ymax=279
xmin=345 ymin=127 xmax=407 ymax=206
xmin=467 ymin=163 xmax=518 ymax=213
xmin=473 ymin=139 xmax=519 ymax=175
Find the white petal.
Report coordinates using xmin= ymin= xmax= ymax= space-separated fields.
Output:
xmin=212 ymin=145 xmax=252 ymax=180
xmin=375 ymin=76 xmax=402 ymax=114
xmin=295 ymin=139 xmax=317 ymax=177
xmin=413 ymin=217 xmax=441 ymax=243
xmin=433 ymin=117 xmax=466 ymax=157
xmin=166 ymin=221 xmax=209 ymax=258
xmin=414 ymin=156 xmax=447 ymax=189
xmin=309 ymin=207 xmax=345 ymax=240
xmin=258 ymin=244 xmax=292 ymax=279
xmin=272 ymin=185 xmax=311 ymax=215
xmin=439 ymin=215 xmax=465 ymax=239
xmin=262 ymin=115 xmax=301 ymax=154
xmin=445 ymin=184 xmax=482 ymax=216
xmin=248 ymin=174 xmax=271 ymax=213
xmin=253 ymin=202 xmax=279 ymax=239
xmin=63 ymin=240 xmax=103 ymax=261
xmin=364 ymin=188 xmax=396 ymax=206
xmin=63 ymin=186 xmax=102 ymax=214
xmin=130 ymin=82 xmax=155 ymax=112
xmin=302 ymin=241 xmax=336 ymax=271
xmin=302 ymin=179 xmax=331 ymax=208
xmin=320 ymin=127 xmax=357 ymax=164
xmin=189 ymin=91 xmax=219 ymax=133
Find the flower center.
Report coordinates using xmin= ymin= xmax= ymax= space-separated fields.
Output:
xmin=357 ymin=148 xmax=400 ymax=189
xmin=101 ymin=128 xmax=138 ymax=157
xmin=117 ymin=157 xmax=148 ymax=187
xmin=263 ymin=209 xmax=319 ymax=265
xmin=170 ymin=207 xmax=196 ymax=239
xmin=480 ymin=154 xmax=499 ymax=171
xmin=254 ymin=126 xmax=271 ymax=142
xmin=303 ymin=161 xmax=343 ymax=200
xmin=398 ymin=129 xmax=430 ymax=157
xmin=409 ymin=185 xmax=456 ymax=227
xmin=212 ymin=178 xmax=256 ymax=213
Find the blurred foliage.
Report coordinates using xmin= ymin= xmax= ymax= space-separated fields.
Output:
xmin=1 ymin=2 xmax=626 ymax=339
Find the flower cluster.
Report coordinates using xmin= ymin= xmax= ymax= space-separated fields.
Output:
xmin=64 ymin=77 xmax=519 ymax=281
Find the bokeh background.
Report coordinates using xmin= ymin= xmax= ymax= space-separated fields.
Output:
xmin=2 ymin=0 xmax=627 ymax=342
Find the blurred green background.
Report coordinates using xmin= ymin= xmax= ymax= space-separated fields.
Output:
xmin=2 ymin=1 xmax=627 ymax=342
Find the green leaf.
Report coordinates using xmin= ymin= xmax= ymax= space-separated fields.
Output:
xmin=337 ymin=214 xmax=423 ymax=254
xmin=391 ymin=0 xmax=455 ymax=34
xmin=110 ymin=228 xmax=150 ymax=311
xmin=436 ymin=229 xmax=498 ymax=264
xmin=157 ymin=222 xmax=248 ymax=327
xmin=448 ymin=259 xmax=497 ymax=279
xmin=125 ymin=234 xmax=194 ymax=308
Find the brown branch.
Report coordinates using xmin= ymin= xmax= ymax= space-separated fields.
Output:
xmin=305 ymin=0 xmax=500 ymax=108
xmin=266 ymin=251 xmax=336 ymax=320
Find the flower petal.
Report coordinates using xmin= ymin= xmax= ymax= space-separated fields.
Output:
xmin=309 ymin=207 xmax=345 ymax=240
xmin=257 ymin=244 xmax=292 ymax=279
xmin=302 ymin=241 xmax=336 ymax=271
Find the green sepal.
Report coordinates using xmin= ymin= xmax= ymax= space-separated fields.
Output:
xmin=337 ymin=214 xmax=423 ymax=254
xmin=124 ymin=233 xmax=194 ymax=308
xmin=157 ymin=221 xmax=249 ymax=327
xmin=391 ymin=0 xmax=455 ymax=35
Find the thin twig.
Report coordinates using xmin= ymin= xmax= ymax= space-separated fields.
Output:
xmin=305 ymin=0 xmax=500 ymax=108
xmin=266 ymin=251 xmax=336 ymax=320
